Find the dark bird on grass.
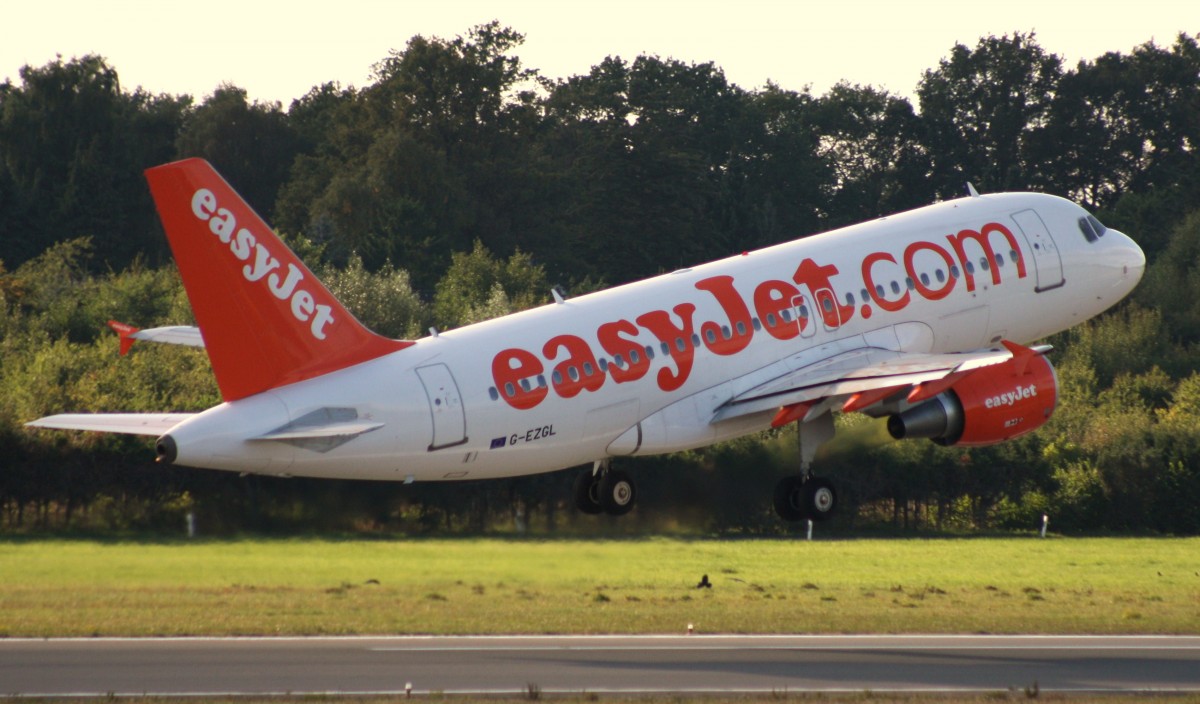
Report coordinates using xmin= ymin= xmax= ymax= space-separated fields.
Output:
xmin=697 ymin=574 xmax=712 ymax=589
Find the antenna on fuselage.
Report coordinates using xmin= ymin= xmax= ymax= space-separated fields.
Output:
xmin=966 ymin=182 xmax=981 ymax=197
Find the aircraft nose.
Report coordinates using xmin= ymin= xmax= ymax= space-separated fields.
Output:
xmin=1112 ymin=229 xmax=1146 ymax=282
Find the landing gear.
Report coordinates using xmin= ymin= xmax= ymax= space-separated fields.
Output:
xmin=773 ymin=474 xmax=837 ymax=522
xmin=573 ymin=461 xmax=636 ymax=516
xmin=772 ymin=410 xmax=839 ymax=523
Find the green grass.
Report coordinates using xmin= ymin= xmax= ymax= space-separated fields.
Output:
xmin=2 ymin=537 xmax=1199 ymax=637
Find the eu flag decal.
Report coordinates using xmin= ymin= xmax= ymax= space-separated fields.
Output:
xmin=489 ymin=436 xmax=507 ymax=449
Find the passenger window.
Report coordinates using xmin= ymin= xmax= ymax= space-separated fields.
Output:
xmin=553 ymin=370 xmax=563 ymax=385
xmin=920 ymin=272 xmax=931 ymax=286
xmin=935 ymin=269 xmax=945 ymax=283
xmin=766 ymin=313 xmax=777 ymax=327
xmin=676 ymin=338 xmax=687 ymax=352
xmin=821 ymin=298 xmax=832 ymax=313
xmin=630 ymin=349 xmax=641 ymax=364
xmin=875 ymin=284 xmax=885 ymax=298
xmin=691 ymin=333 xmax=701 ymax=346
xmin=752 ymin=318 xmax=762 ymax=331
xmin=568 ymin=366 xmax=580 ymax=382
xmin=537 ymin=375 xmax=547 ymax=388
xmin=980 ymin=257 xmax=990 ymax=271
xmin=736 ymin=321 xmax=747 ymax=335
xmin=1010 ymin=250 xmax=1020 ymax=263
xmin=489 ymin=387 xmax=499 ymax=401
xmin=781 ymin=309 xmax=793 ymax=322
xmin=504 ymin=382 xmax=516 ymax=398
xmin=583 ymin=362 xmax=594 ymax=376
xmin=520 ymin=378 xmax=531 ymax=392
xmin=598 ymin=358 xmax=609 ymax=372
xmin=614 ymin=353 xmax=625 ymax=368
xmin=965 ymin=261 xmax=975 ymax=275
xmin=860 ymin=288 xmax=870 ymax=302
xmin=645 ymin=345 xmax=655 ymax=360
xmin=705 ymin=329 xmax=717 ymax=344
xmin=950 ymin=265 xmax=960 ymax=279
xmin=661 ymin=342 xmax=671 ymax=356
xmin=721 ymin=325 xmax=731 ymax=340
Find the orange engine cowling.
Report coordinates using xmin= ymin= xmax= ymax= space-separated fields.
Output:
xmin=887 ymin=351 xmax=1058 ymax=447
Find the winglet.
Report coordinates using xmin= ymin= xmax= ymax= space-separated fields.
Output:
xmin=107 ymin=320 xmax=139 ymax=356
xmin=144 ymin=159 xmax=413 ymax=401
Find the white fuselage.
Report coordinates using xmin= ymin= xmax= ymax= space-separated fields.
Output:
xmin=164 ymin=192 xmax=1144 ymax=480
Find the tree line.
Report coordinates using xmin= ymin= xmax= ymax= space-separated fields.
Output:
xmin=1 ymin=24 xmax=1199 ymax=535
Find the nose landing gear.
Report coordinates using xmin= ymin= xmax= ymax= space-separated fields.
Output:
xmin=573 ymin=460 xmax=636 ymax=516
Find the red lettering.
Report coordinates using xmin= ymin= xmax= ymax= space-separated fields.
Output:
xmin=695 ymin=275 xmax=753 ymax=355
xmin=753 ymin=279 xmax=801 ymax=340
xmin=946 ymin=223 xmax=1025 ymax=292
xmin=863 ymin=252 xmax=910 ymax=313
xmin=543 ymin=334 xmax=604 ymax=398
xmin=904 ymin=241 xmax=956 ymax=301
xmin=492 ymin=348 xmax=547 ymax=410
xmin=597 ymin=319 xmax=651 ymax=384
xmin=636 ymin=304 xmax=697 ymax=392
xmin=793 ymin=258 xmax=853 ymax=328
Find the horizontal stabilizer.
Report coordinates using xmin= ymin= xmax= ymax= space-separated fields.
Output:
xmin=251 ymin=421 xmax=385 ymax=441
xmin=248 ymin=407 xmax=383 ymax=453
xmin=25 ymin=413 xmax=195 ymax=436
xmin=131 ymin=325 xmax=205 ymax=348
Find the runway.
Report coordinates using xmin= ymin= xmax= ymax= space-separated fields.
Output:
xmin=3 ymin=635 xmax=1200 ymax=696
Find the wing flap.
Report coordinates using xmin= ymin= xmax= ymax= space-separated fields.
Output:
xmin=25 ymin=413 xmax=195 ymax=436
xmin=713 ymin=343 xmax=1050 ymax=423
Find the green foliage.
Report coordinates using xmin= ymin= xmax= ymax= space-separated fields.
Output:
xmin=3 ymin=29 xmax=1200 ymax=535
xmin=431 ymin=240 xmax=548 ymax=328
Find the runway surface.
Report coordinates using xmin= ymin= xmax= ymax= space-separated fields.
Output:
xmin=3 ymin=635 xmax=1200 ymax=695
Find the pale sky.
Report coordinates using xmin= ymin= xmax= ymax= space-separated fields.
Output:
xmin=3 ymin=0 xmax=1195 ymax=107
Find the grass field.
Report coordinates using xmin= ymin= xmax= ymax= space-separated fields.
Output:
xmin=2 ymin=537 xmax=1199 ymax=637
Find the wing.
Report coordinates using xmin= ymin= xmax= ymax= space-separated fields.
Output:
xmin=713 ymin=341 xmax=1051 ymax=425
xmin=25 ymin=413 xmax=195 ymax=436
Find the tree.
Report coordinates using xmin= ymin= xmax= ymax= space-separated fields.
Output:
xmin=0 ymin=55 xmax=187 ymax=269
xmin=174 ymin=85 xmax=300 ymax=219
xmin=917 ymin=33 xmax=1063 ymax=196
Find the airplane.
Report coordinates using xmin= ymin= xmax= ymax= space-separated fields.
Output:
xmin=27 ymin=159 xmax=1145 ymax=522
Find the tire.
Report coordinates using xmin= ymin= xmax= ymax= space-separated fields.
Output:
xmin=573 ymin=470 xmax=603 ymax=514
xmin=773 ymin=475 xmax=808 ymax=522
xmin=599 ymin=469 xmax=636 ymax=516
xmin=803 ymin=476 xmax=837 ymax=522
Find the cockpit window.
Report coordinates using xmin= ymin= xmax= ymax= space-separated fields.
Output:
xmin=1078 ymin=214 xmax=1108 ymax=243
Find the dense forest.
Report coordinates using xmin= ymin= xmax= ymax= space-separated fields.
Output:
xmin=2 ymin=24 xmax=1199 ymax=535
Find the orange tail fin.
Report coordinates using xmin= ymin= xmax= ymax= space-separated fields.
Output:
xmin=145 ymin=158 xmax=412 ymax=401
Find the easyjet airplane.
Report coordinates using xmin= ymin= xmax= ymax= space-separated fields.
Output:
xmin=28 ymin=159 xmax=1145 ymax=522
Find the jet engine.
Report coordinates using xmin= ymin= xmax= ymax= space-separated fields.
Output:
xmin=887 ymin=351 xmax=1058 ymax=446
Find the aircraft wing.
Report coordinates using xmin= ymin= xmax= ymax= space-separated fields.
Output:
xmin=712 ymin=342 xmax=1051 ymax=424
xmin=25 ymin=413 xmax=196 ymax=436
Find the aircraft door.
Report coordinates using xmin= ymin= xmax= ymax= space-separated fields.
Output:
xmin=790 ymin=294 xmax=817 ymax=339
xmin=415 ymin=364 xmax=467 ymax=451
xmin=1011 ymin=209 xmax=1064 ymax=292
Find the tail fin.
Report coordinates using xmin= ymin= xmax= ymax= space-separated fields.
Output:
xmin=145 ymin=158 xmax=412 ymax=402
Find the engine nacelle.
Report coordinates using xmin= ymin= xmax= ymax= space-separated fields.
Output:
xmin=887 ymin=351 xmax=1058 ymax=446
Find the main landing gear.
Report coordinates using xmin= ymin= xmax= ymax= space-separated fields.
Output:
xmin=773 ymin=411 xmax=838 ymax=522
xmin=574 ymin=460 xmax=636 ymax=516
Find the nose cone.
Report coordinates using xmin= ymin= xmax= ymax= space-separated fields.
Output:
xmin=1111 ymin=228 xmax=1146 ymax=284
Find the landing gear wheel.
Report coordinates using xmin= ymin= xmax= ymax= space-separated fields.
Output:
xmin=572 ymin=470 xmax=603 ymax=514
xmin=773 ymin=475 xmax=808 ymax=522
xmin=802 ymin=476 xmax=837 ymax=522
xmin=599 ymin=469 xmax=636 ymax=516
